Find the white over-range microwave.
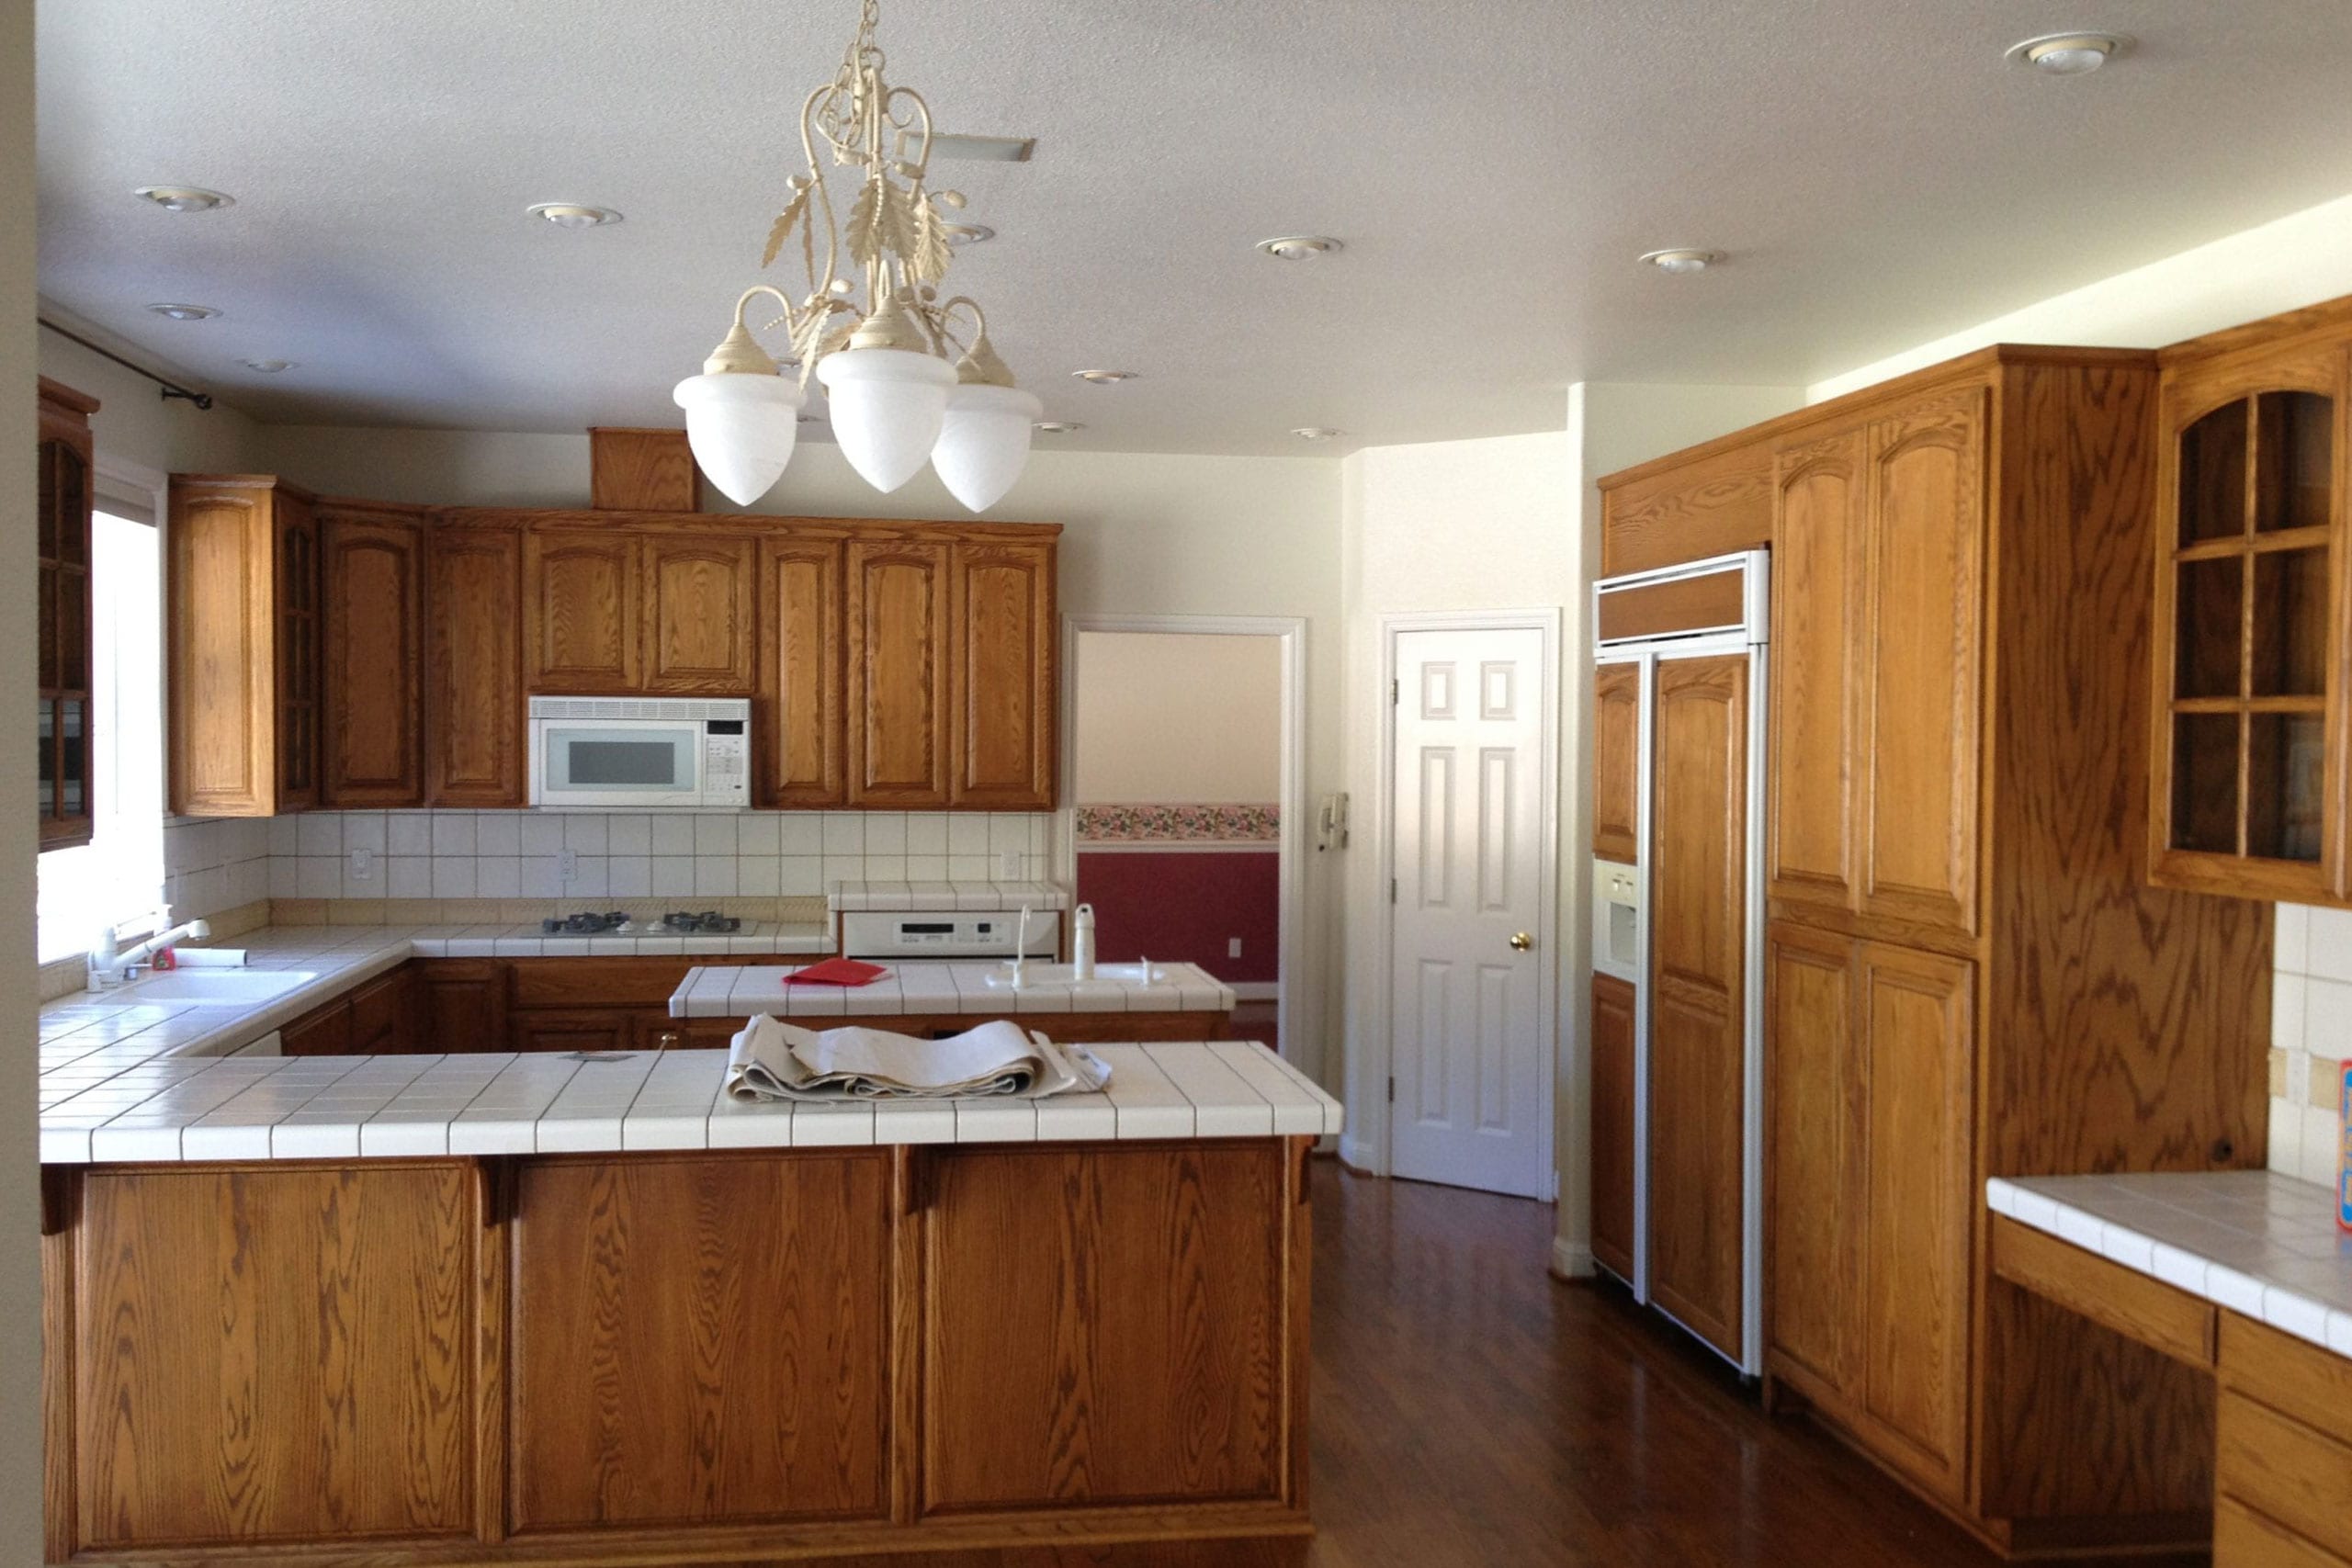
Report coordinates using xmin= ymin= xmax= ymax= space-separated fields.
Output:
xmin=527 ymin=697 xmax=751 ymax=809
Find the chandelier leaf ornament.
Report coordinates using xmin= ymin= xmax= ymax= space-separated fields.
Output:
xmin=673 ymin=0 xmax=1042 ymax=511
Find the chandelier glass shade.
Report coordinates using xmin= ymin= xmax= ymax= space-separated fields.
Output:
xmin=674 ymin=0 xmax=1036 ymax=512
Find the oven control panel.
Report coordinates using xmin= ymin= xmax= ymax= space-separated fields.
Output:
xmin=840 ymin=910 xmax=1061 ymax=959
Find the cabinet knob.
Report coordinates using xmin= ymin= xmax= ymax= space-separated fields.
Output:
xmin=656 ymin=1032 xmax=681 ymax=1051
xmin=1509 ymin=931 xmax=1533 ymax=952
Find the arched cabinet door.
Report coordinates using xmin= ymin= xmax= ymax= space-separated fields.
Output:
xmin=1767 ymin=424 xmax=1867 ymax=914
xmin=2148 ymin=342 xmax=2348 ymax=905
xmin=525 ymin=527 xmax=641 ymax=693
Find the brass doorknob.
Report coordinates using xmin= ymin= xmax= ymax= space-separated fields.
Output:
xmin=1509 ymin=931 xmax=1533 ymax=952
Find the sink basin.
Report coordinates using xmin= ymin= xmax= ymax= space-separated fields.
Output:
xmin=119 ymin=969 xmax=319 ymax=1005
xmin=982 ymin=963 xmax=1163 ymax=989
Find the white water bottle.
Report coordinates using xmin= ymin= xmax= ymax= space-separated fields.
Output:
xmin=1072 ymin=903 xmax=1096 ymax=980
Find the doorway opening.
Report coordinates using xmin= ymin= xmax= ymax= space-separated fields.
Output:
xmin=1061 ymin=616 xmax=1306 ymax=1065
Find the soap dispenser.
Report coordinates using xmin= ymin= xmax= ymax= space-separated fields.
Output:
xmin=1072 ymin=903 xmax=1096 ymax=980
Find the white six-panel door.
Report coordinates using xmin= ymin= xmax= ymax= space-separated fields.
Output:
xmin=1388 ymin=626 xmax=1549 ymax=1199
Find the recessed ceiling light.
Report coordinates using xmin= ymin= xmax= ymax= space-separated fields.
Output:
xmin=1072 ymin=369 xmax=1136 ymax=385
xmin=1257 ymin=235 xmax=1341 ymax=261
xmin=2007 ymin=31 xmax=2130 ymax=74
xmin=1640 ymin=248 xmax=1722 ymax=275
xmin=1033 ymin=421 xmax=1083 ymax=434
xmin=133 ymin=185 xmax=233 ymax=212
xmin=526 ymin=202 xmax=623 ymax=229
xmin=942 ymin=221 xmax=995 ymax=246
xmin=238 ymin=358 xmax=296 ymax=373
xmin=1290 ymin=426 xmax=1343 ymax=441
xmin=145 ymin=302 xmax=220 ymax=321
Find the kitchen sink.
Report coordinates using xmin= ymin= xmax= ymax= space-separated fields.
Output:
xmin=118 ymin=969 xmax=319 ymax=1005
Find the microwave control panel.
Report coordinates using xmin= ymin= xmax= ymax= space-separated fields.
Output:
xmin=701 ymin=718 xmax=750 ymax=807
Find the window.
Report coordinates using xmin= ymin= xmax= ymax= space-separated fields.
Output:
xmin=37 ymin=505 xmax=164 ymax=962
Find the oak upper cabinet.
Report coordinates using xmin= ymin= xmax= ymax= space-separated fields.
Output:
xmin=424 ymin=525 xmax=526 ymax=807
xmin=319 ymin=501 xmax=425 ymax=807
xmin=524 ymin=525 xmax=641 ymax=692
xmin=1763 ymin=395 xmax=1984 ymax=940
xmin=1858 ymin=393 xmax=1984 ymax=937
xmin=643 ymin=531 xmax=757 ymax=694
xmin=168 ymin=476 xmax=321 ymax=816
xmin=846 ymin=538 xmax=952 ymax=806
xmin=755 ymin=536 xmax=845 ymax=807
xmin=950 ymin=538 xmax=1057 ymax=808
xmin=1767 ymin=425 xmax=1865 ymax=912
xmin=1591 ymin=661 xmax=1641 ymax=863
xmin=37 ymin=378 xmax=98 ymax=849
xmin=2149 ymin=312 xmax=2350 ymax=904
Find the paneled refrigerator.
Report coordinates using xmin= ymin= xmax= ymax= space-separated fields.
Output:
xmin=1589 ymin=548 xmax=1768 ymax=1375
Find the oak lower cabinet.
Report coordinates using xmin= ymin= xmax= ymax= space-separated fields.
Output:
xmin=424 ymin=524 xmax=526 ymax=807
xmin=168 ymin=476 xmax=322 ymax=816
xmin=40 ymin=1136 xmax=1313 ymax=1563
xmin=1600 ymin=345 xmax=2276 ymax=1554
xmin=1588 ymin=972 xmax=1637 ymax=1282
xmin=319 ymin=501 xmax=425 ymax=807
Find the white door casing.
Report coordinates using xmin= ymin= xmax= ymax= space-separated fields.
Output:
xmin=1387 ymin=626 xmax=1551 ymax=1198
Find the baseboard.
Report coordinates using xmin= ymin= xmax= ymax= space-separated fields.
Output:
xmin=1550 ymin=1237 xmax=1596 ymax=1280
xmin=1337 ymin=1133 xmax=1378 ymax=1174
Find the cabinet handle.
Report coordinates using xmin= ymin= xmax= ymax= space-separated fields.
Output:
xmin=1509 ymin=931 xmax=1533 ymax=952
xmin=655 ymin=1032 xmax=681 ymax=1051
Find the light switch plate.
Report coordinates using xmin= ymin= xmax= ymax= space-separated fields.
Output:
xmin=999 ymin=851 xmax=1023 ymax=879
xmin=1228 ymin=937 xmax=1243 ymax=958
xmin=347 ymin=849 xmax=373 ymax=880
xmin=559 ymin=848 xmax=579 ymax=882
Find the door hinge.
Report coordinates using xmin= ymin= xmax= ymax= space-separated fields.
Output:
xmin=1389 ymin=877 xmax=1397 ymax=903
xmin=1391 ymin=678 xmax=1399 ymax=705
xmin=1386 ymin=1076 xmax=1395 ymax=1103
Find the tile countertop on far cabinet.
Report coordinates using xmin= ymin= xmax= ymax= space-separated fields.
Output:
xmin=1987 ymin=1171 xmax=2352 ymax=1359
xmin=673 ymin=961 xmax=1238 ymax=1019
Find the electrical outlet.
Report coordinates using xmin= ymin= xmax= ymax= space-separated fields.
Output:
xmin=347 ymin=849 xmax=373 ymax=881
xmin=1227 ymin=937 xmax=1243 ymax=958
xmin=559 ymin=848 xmax=579 ymax=883
xmin=998 ymin=851 xmax=1023 ymax=880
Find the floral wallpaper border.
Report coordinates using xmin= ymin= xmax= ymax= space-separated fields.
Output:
xmin=1076 ymin=804 xmax=1279 ymax=843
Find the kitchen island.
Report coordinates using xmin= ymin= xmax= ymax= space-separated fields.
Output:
xmin=37 ymin=1024 xmax=1337 ymax=1566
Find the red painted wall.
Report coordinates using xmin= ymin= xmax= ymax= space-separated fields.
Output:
xmin=1075 ymin=850 xmax=1278 ymax=985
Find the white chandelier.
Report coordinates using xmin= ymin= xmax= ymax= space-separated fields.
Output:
xmin=673 ymin=0 xmax=1040 ymax=513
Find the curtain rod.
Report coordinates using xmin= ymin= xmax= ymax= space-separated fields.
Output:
xmin=39 ymin=319 xmax=214 ymax=411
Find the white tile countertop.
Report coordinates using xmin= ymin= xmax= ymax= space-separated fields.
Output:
xmin=673 ymin=961 xmax=1238 ymax=1019
xmin=39 ymin=1040 xmax=1339 ymax=1165
xmin=1987 ymin=1171 xmax=2352 ymax=1361
xmin=829 ymin=880 xmax=1069 ymax=912
xmin=39 ymin=921 xmax=834 ymax=1075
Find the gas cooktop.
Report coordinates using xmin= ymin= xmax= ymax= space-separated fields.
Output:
xmin=538 ymin=910 xmax=746 ymax=935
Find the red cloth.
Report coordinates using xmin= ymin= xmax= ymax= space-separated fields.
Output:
xmin=786 ymin=958 xmax=888 ymax=987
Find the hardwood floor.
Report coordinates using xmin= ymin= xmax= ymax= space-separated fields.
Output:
xmin=745 ymin=1164 xmax=2180 ymax=1568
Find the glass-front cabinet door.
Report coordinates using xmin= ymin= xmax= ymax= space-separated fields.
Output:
xmin=2151 ymin=345 xmax=2349 ymax=901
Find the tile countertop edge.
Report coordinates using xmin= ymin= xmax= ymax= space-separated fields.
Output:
xmin=39 ymin=1041 xmax=1341 ymax=1166
xmin=1986 ymin=1173 xmax=2352 ymax=1363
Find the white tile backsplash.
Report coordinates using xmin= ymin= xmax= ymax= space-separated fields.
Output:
xmin=255 ymin=809 xmax=1054 ymax=916
xmin=2271 ymin=901 xmax=2348 ymax=1184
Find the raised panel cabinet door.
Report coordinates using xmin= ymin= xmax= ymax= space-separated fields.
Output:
xmin=508 ymin=1152 xmax=892 ymax=1529
xmin=1592 ymin=660 xmax=1641 ymax=863
xmin=1645 ymin=654 xmax=1750 ymax=1362
xmin=168 ymin=479 xmax=278 ymax=817
xmin=413 ymin=959 xmax=508 ymax=1053
xmin=950 ymin=540 xmax=1057 ymax=808
xmin=755 ymin=536 xmax=845 ymax=806
xmin=424 ymin=526 xmax=526 ymax=807
xmin=846 ymin=539 xmax=950 ymax=806
xmin=277 ymin=997 xmax=353 ymax=1056
xmin=642 ymin=533 xmax=757 ymax=694
xmin=73 ymin=1163 xmax=475 ymax=1547
xmin=1858 ymin=940 xmax=1975 ymax=1498
xmin=507 ymin=1009 xmax=637 ymax=1054
xmin=273 ymin=490 xmax=322 ymax=811
xmin=1764 ymin=921 xmax=1862 ymax=1400
xmin=524 ymin=527 xmax=640 ymax=692
xmin=1589 ymin=972 xmax=1638 ymax=1281
xmin=922 ymin=1142 xmax=1290 ymax=1511
xmin=38 ymin=382 xmax=97 ymax=849
xmin=319 ymin=506 xmax=424 ymax=807
xmin=1860 ymin=394 xmax=1986 ymax=936
xmin=1768 ymin=426 xmax=1867 ymax=912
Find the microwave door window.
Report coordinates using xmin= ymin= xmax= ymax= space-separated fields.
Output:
xmin=553 ymin=730 xmax=692 ymax=792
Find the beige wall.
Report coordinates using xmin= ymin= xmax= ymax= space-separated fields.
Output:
xmin=1074 ymin=631 xmax=1282 ymax=805
xmin=38 ymin=327 xmax=258 ymax=478
xmin=5 ymin=0 xmax=44 ymax=1551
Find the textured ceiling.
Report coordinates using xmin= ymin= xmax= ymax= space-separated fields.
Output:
xmin=34 ymin=0 xmax=2352 ymax=454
